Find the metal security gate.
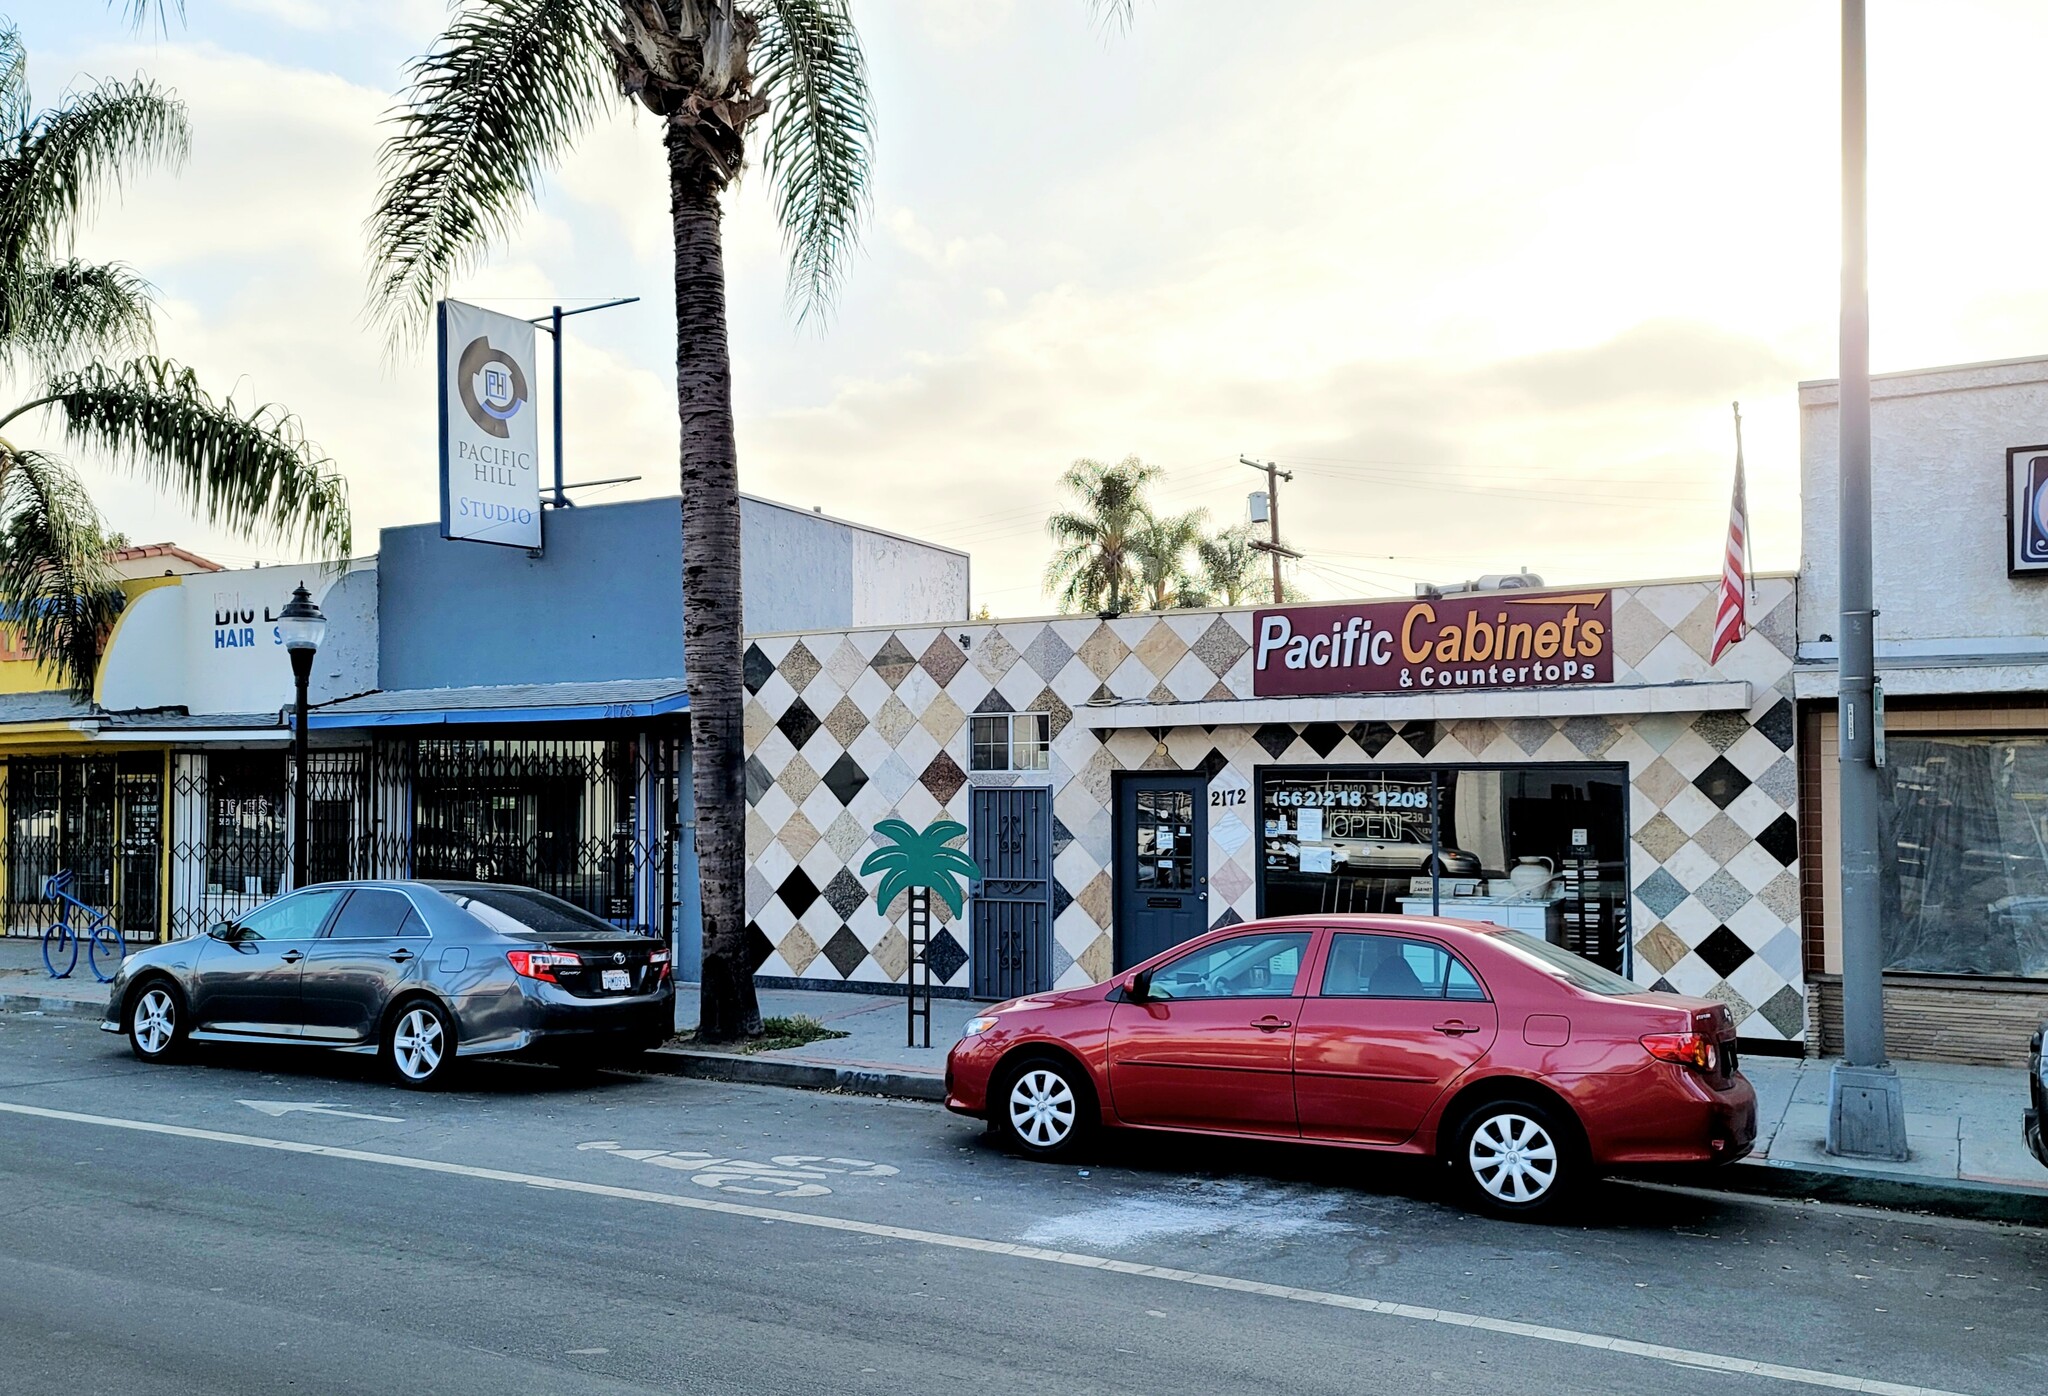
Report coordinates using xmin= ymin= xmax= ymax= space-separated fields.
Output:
xmin=3 ymin=754 xmax=163 ymax=940
xmin=969 ymin=786 xmax=1052 ymax=999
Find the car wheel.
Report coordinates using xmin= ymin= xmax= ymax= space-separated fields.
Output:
xmin=384 ymin=999 xmax=457 ymax=1089
xmin=1454 ymin=1098 xmax=1581 ymax=1219
xmin=994 ymin=1055 xmax=1094 ymax=1160
xmin=126 ymin=980 xmax=184 ymax=1064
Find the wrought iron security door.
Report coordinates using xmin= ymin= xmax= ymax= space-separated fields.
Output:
xmin=969 ymin=786 xmax=1052 ymax=999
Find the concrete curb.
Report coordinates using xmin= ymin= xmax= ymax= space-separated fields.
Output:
xmin=0 ymin=988 xmax=107 ymax=1021
xmin=1703 ymin=1156 xmax=2048 ymax=1226
xmin=639 ymin=1045 xmax=947 ymax=1103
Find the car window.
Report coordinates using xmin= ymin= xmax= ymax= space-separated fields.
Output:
xmin=1494 ymin=930 xmax=1641 ymax=996
xmin=1320 ymin=933 xmax=1487 ymax=1001
xmin=396 ymin=908 xmax=429 ymax=939
xmin=324 ymin=890 xmax=417 ymax=939
xmin=1146 ymin=932 xmax=1312 ymax=1000
xmin=233 ymin=889 xmax=344 ymax=942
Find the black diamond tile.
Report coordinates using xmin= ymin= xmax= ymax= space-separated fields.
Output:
xmin=743 ymin=643 xmax=773 ymax=694
xmin=1353 ymin=721 xmax=1397 ymax=758
xmin=921 ymin=750 xmax=967 ymax=804
xmin=1196 ymin=747 xmax=1229 ymax=781
xmin=821 ymin=925 xmax=867 ymax=978
xmin=1300 ymin=722 xmax=1346 ymax=758
xmin=1650 ymin=976 xmax=1677 ymax=994
xmin=822 ymin=866 xmax=867 ymax=920
xmin=1757 ymin=812 xmax=1798 ymax=867
xmin=744 ymin=921 xmax=775 ymax=972
xmin=1051 ymin=878 xmax=1073 ymax=919
xmin=1696 ymin=925 xmax=1754 ymax=979
xmin=1209 ymin=907 xmax=1245 ymax=932
xmin=1400 ymin=720 xmax=1439 ymax=757
xmin=822 ymin=752 xmax=868 ymax=806
xmin=1051 ymin=816 xmax=1074 ymax=858
xmin=1694 ymin=755 xmax=1751 ymax=809
xmin=1253 ymin=723 xmax=1297 ymax=759
xmin=925 ymin=928 xmax=968 ymax=984
xmin=1757 ymin=696 xmax=1795 ymax=752
xmin=776 ymin=697 xmax=821 ymax=750
xmin=777 ymin=867 xmax=821 ymax=918
xmin=974 ymin=691 xmax=1014 ymax=714
xmin=744 ymin=754 xmax=773 ymax=806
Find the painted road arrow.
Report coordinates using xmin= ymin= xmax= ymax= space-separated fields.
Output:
xmin=238 ymin=1100 xmax=404 ymax=1123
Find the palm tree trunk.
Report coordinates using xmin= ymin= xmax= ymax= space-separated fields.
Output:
xmin=666 ymin=119 xmax=761 ymax=1043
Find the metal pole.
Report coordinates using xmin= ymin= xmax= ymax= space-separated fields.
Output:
xmin=1266 ymin=461 xmax=1285 ymax=603
xmin=290 ymin=648 xmax=313 ymax=889
xmin=551 ymin=304 xmax=566 ymax=509
xmin=1827 ymin=0 xmax=1908 ymax=1161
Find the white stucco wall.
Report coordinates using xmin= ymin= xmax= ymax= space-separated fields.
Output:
xmin=850 ymin=528 xmax=970 ymax=627
xmin=1800 ymin=355 xmax=2048 ymax=657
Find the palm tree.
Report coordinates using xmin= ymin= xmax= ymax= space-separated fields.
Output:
xmin=1131 ymin=507 xmax=1206 ymax=612
xmin=0 ymin=27 xmax=350 ymax=694
xmin=1043 ymin=455 xmax=1161 ymax=614
xmin=365 ymin=2 xmax=1128 ymax=1042
xmin=859 ymin=818 xmax=979 ymax=918
xmin=1194 ymin=523 xmax=1273 ymax=607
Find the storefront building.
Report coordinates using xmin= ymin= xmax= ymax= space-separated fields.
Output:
xmin=739 ymin=574 xmax=1807 ymax=1050
xmin=1798 ymin=354 xmax=2048 ymax=1064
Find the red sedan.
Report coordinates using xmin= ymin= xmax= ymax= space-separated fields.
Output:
xmin=945 ymin=915 xmax=1757 ymax=1217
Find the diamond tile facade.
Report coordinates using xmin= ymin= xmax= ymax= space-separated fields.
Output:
xmin=740 ymin=578 xmax=1806 ymax=1039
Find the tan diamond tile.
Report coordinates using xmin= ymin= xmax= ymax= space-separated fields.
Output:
xmin=746 ymin=806 xmax=772 ymax=856
xmin=1077 ymin=935 xmax=1113 ymax=983
xmin=1691 ymin=812 xmax=1750 ymax=867
xmin=1076 ymin=623 xmax=1131 ymax=679
xmin=744 ymin=698 xmax=775 ymax=750
xmin=972 ymin=629 xmax=1019 ymax=682
xmin=1633 ymin=812 xmax=1688 ymax=865
xmin=779 ymin=923 xmax=821 ymax=976
xmin=1635 ymin=923 xmax=1691 ymax=976
xmin=824 ymin=696 xmax=869 ymax=747
xmin=871 ymin=927 xmax=908 ymax=981
xmin=776 ymin=810 xmax=821 ymax=860
xmin=1133 ymin=621 xmax=1189 ymax=677
xmin=1633 ymin=756 xmax=1689 ymax=810
xmin=781 ymin=641 xmax=822 ymax=695
xmin=781 ymin=753 xmax=820 ymax=806
xmin=874 ymin=694 xmax=916 ymax=745
xmin=922 ymin=690 xmax=967 ymax=744
xmin=1075 ymin=870 xmax=1113 ymax=927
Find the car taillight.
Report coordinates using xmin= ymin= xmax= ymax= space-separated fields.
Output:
xmin=650 ymin=947 xmax=672 ymax=981
xmin=1642 ymin=1031 xmax=1718 ymax=1072
xmin=507 ymin=950 xmax=579 ymax=983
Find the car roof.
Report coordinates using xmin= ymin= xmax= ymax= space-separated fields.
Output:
xmin=1226 ymin=912 xmax=1511 ymax=939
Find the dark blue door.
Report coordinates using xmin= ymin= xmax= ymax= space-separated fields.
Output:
xmin=970 ymin=787 xmax=1052 ymax=999
xmin=1114 ymin=774 xmax=1209 ymax=971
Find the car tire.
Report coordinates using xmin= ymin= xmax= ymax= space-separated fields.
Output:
xmin=992 ymin=1053 xmax=1095 ymax=1160
xmin=126 ymin=979 xmax=185 ymax=1064
xmin=383 ymin=998 xmax=458 ymax=1090
xmin=1451 ymin=1096 xmax=1583 ymax=1219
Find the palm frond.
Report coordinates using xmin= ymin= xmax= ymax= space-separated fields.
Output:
xmin=366 ymin=0 xmax=614 ymax=347
xmin=0 ymin=24 xmax=27 ymax=135
xmin=1087 ymin=0 xmax=1136 ymax=32
xmin=753 ymin=0 xmax=874 ymax=325
xmin=15 ymin=357 xmax=351 ymax=559
xmin=111 ymin=1 xmax=184 ymax=33
xmin=0 ymin=79 xmax=188 ymax=268
xmin=0 ymin=446 xmax=124 ymax=696
xmin=0 ymin=257 xmax=155 ymax=371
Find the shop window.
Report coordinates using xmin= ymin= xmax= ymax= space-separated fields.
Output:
xmin=1880 ymin=735 xmax=2048 ymax=978
xmin=970 ymin=713 xmax=1051 ymax=772
xmin=206 ymin=753 xmax=287 ymax=902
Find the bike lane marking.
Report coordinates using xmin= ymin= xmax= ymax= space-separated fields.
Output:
xmin=574 ymin=1142 xmax=898 ymax=1197
xmin=0 ymin=1099 xmax=1979 ymax=1396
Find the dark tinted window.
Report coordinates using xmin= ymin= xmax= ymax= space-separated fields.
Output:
xmin=441 ymin=884 xmax=621 ymax=938
xmin=396 ymin=908 xmax=429 ymax=938
xmin=325 ymin=890 xmax=417 ymax=939
xmin=231 ymin=888 xmax=344 ymax=941
xmin=1320 ymin=933 xmax=1487 ymax=1001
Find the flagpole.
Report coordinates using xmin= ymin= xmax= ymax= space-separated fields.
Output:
xmin=1827 ymin=0 xmax=1908 ymax=1161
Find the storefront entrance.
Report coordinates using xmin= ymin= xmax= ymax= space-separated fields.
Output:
xmin=3 ymin=754 xmax=164 ymax=940
xmin=1113 ymin=773 xmax=1209 ymax=969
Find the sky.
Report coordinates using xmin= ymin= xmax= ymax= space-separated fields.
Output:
xmin=11 ymin=0 xmax=2048 ymax=613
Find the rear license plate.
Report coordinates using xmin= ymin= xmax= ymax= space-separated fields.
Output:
xmin=602 ymin=969 xmax=630 ymax=992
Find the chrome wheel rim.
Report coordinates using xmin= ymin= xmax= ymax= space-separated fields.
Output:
xmin=1469 ymin=1111 xmax=1558 ymax=1204
xmin=133 ymin=988 xmax=175 ymax=1056
xmin=393 ymin=1008 xmax=445 ymax=1080
xmin=1008 ymin=1068 xmax=1077 ymax=1149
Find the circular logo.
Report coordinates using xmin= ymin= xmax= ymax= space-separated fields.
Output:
xmin=613 ymin=952 xmax=626 ymax=965
xmin=456 ymin=335 xmax=528 ymax=439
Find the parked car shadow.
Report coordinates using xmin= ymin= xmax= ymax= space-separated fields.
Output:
xmin=128 ymin=1038 xmax=660 ymax=1099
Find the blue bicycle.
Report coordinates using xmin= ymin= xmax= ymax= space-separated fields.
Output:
xmin=40 ymin=870 xmax=125 ymax=983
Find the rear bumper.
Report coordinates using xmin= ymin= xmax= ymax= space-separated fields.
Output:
xmin=2026 ymin=1109 xmax=2046 ymax=1170
xmin=1579 ymin=1063 xmax=1758 ymax=1167
xmin=460 ymin=981 xmax=674 ymax=1059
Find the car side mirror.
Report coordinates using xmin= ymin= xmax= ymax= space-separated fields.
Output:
xmin=1128 ymin=970 xmax=1152 ymax=1002
xmin=207 ymin=921 xmax=235 ymax=941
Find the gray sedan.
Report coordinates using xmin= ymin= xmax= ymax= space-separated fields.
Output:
xmin=101 ymin=881 xmax=675 ymax=1088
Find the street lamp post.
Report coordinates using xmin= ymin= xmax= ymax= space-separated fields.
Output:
xmin=278 ymin=584 xmax=327 ymax=890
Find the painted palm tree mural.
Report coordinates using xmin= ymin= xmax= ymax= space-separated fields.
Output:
xmin=861 ymin=818 xmax=979 ymax=1047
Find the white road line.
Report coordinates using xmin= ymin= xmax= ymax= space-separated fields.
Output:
xmin=0 ymin=1099 xmax=1978 ymax=1396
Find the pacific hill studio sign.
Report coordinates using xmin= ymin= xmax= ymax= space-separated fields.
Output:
xmin=1251 ymin=591 xmax=1615 ymax=698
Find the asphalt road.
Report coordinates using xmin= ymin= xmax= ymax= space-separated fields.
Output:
xmin=1 ymin=1008 xmax=2043 ymax=1396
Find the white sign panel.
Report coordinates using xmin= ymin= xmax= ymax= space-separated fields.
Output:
xmin=439 ymin=299 xmax=542 ymax=550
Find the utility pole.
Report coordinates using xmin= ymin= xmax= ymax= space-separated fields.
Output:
xmin=1827 ymin=0 xmax=1908 ymax=1162
xmin=1240 ymin=455 xmax=1302 ymax=603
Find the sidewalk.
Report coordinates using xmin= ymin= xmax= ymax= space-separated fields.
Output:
xmin=9 ymin=938 xmax=2043 ymax=1219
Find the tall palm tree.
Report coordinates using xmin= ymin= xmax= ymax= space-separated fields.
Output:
xmin=1043 ymin=455 xmax=1160 ymax=615
xmin=1131 ymin=507 xmax=1206 ymax=612
xmin=1194 ymin=523 xmax=1273 ymax=607
xmin=0 ymin=27 xmax=350 ymax=694
xmin=366 ymin=2 xmax=1129 ymax=1042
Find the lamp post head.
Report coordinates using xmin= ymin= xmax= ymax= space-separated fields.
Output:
xmin=278 ymin=583 xmax=327 ymax=655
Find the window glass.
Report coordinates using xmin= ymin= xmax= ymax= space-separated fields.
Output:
xmin=1132 ymin=789 xmax=1194 ymax=890
xmin=970 ymin=715 xmax=1010 ymax=772
xmin=1320 ymin=933 xmax=1486 ymax=1000
xmin=1146 ymin=932 xmax=1311 ymax=999
xmin=1880 ymin=735 xmax=2048 ymax=978
xmin=1494 ymin=930 xmax=1641 ymax=995
xmin=324 ymin=889 xmax=417 ymax=939
xmin=396 ymin=908 xmax=429 ymax=939
xmin=1013 ymin=713 xmax=1051 ymax=771
xmin=232 ymin=888 xmax=344 ymax=941
xmin=441 ymin=883 xmax=624 ymax=938
xmin=205 ymin=752 xmax=287 ymax=902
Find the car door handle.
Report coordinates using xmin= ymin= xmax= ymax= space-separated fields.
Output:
xmin=1434 ymin=1020 xmax=1481 ymax=1036
xmin=1252 ymin=1015 xmax=1292 ymax=1032
xmin=280 ymin=950 xmax=305 ymax=965
xmin=389 ymin=949 xmax=415 ymax=963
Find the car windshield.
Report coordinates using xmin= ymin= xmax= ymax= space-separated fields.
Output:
xmin=1492 ymin=930 xmax=1643 ymax=996
xmin=440 ymin=885 xmax=624 ymax=940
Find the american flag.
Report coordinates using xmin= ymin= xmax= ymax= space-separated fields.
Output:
xmin=1711 ymin=402 xmax=1751 ymax=664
